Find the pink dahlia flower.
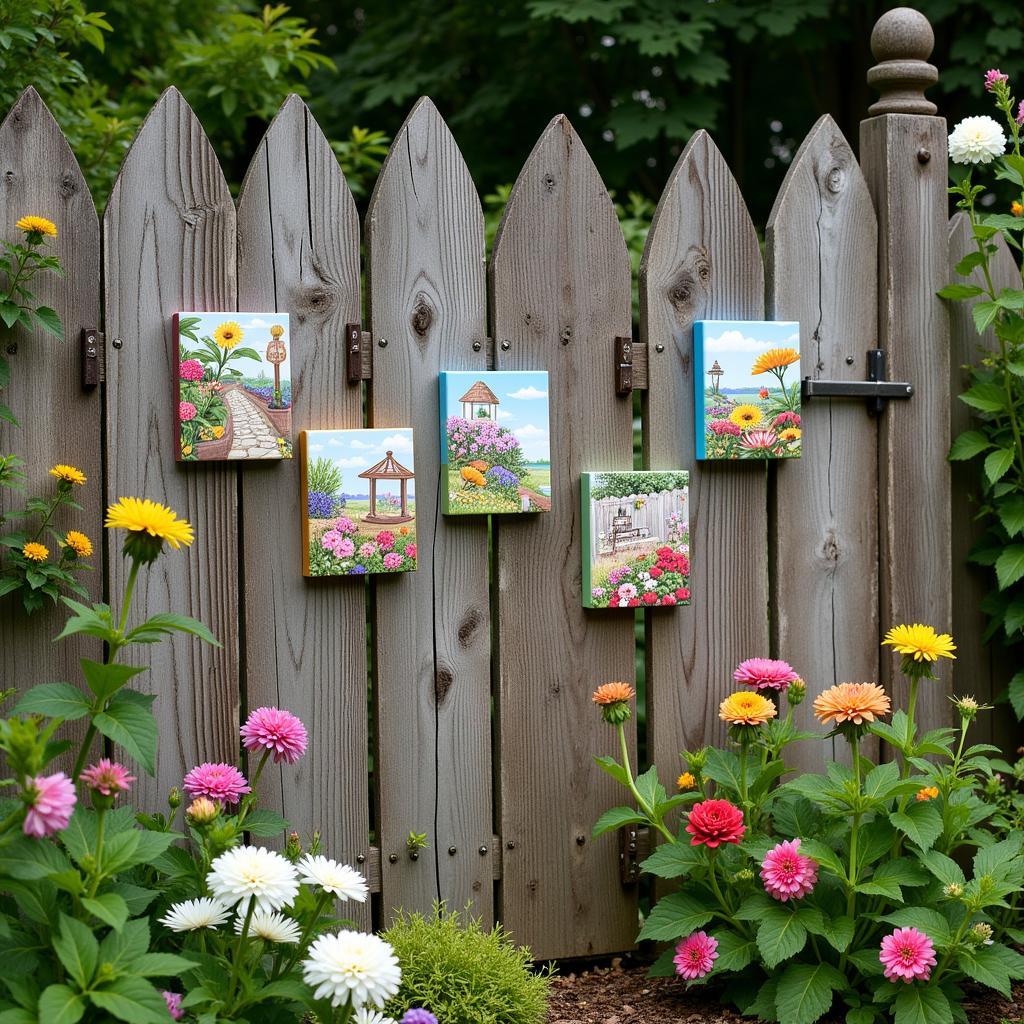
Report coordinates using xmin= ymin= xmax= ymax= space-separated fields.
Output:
xmin=734 ymin=657 xmax=799 ymax=692
xmin=80 ymin=758 xmax=136 ymax=797
xmin=760 ymin=838 xmax=818 ymax=902
xmin=163 ymin=991 xmax=184 ymax=1020
xmin=685 ymin=799 xmax=745 ymax=848
xmin=985 ymin=68 xmax=1009 ymax=92
xmin=241 ymin=707 xmax=308 ymax=765
xmin=178 ymin=401 xmax=197 ymax=422
xmin=23 ymin=772 xmax=76 ymax=837
xmin=375 ymin=530 xmax=395 ymax=551
xmin=179 ymin=359 xmax=204 ymax=382
xmin=383 ymin=552 xmax=403 ymax=569
xmin=183 ymin=762 xmax=251 ymax=805
xmin=879 ymin=927 xmax=937 ymax=983
xmin=673 ymin=931 xmax=718 ymax=979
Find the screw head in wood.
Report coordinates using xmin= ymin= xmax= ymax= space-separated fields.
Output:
xmin=378 ymin=338 xmax=388 ymax=348
xmin=655 ymin=343 xmax=665 ymax=354
xmin=356 ymin=853 xmax=366 ymax=863
xmin=506 ymin=840 xmax=516 ymax=850
xmin=388 ymin=853 xmax=398 ymax=864
xmin=500 ymin=340 xmax=511 ymax=351
xmin=846 ymin=356 xmax=855 ymax=365
xmin=472 ymin=341 xmax=482 ymax=352
xmin=575 ymin=834 xmax=586 ymax=845
xmin=448 ymin=846 xmax=457 ymax=855
xmin=410 ymin=851 xmax=419 ymax=861
xmin=112 ymin=338 xmax=123 ymax=349
xmin=917 ymin=148 xmax=931 ymax=164
xmin=5 ymin=342 xmax=15 ymax=356
xmin=478 ymin=845 xmax=488 ymax=856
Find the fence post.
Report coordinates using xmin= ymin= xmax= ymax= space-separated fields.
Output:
xmin=859 ymin=9 xmax=951 ymax=722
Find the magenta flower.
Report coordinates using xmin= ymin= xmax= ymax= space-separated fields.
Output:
xmin=673 ymin=931 xmax=718 ymax=979
xmin=179 ymin=359 xmax=204 ymax=382
xmin=334 ymin=537 xmax=355 ymax=558
xmin=359 ymin=541 xmax=377 ymax=558
xmin=80 ymin=758 xmax=136 ymax=798
xmin=709 ymin=419 xmax=742 ymax=436
xmin=1017 ymin=101 xmax=1024 ymax=126
xmin=406 ymin=543 xmax=417 ymax=559
xmin=23 ymin=772 xmax=76 ymax=837
xmin=241 ymin=707 xmax=308 ymax=766
xmin=773 ymin=411 xmax=801 ymax=429
xmin=985 ymin=68 xmax=1009 ymax=92
xmin=183 ymin=762 xmax=251 ymax=806
xmin=738 ymin=429 xmax=779 ymax=452
xmin=375 ymin=530 xmax=395 ymax=552
xmin=382 ymin=552 xmax=403 ymax=570
xmin=760 ymin=838 xmax=818 ymax=902
xmin=334 ymin=517 xmax=357 ymax=536
xmin=734 ymin=657 xmax=799 ymax=692
xmin=880 ymin=927 xmax=937 ymax=983
xmin=178 ymin=401 xmax=197 ymax=422
xmin=163 ymin=991 xmax=184 ymax=1020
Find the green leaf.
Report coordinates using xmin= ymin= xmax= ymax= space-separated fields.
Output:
xmin=937 ymin=283 xmax=984 ymax=300
xmin=107 ymin=882 xmax=158 ymax=916
xmin=640 ymin=841 xmax=703 ymax=879
xmin=81 ymin=893 xmax=129 ymax=931
xmin=98 ymin=918 xmax=150 ymax=974
xmin=52 ymin=915 xmax=97 ymax=989
xmin=954 ymin=249 xmax=985 ymax=275
xmin=12 ymin=682 xmax=91 ymax=720
xmin=889 ymin=801 xmax=943 ymax=850
xmin=893 ymin=983 xmax=952 ymax=1024
xmin=703 ymin=747 xmax=745 ymax=793
xmin=711 ymin=929 xmax=757 ymax=974
xmin=32 ymin=305 xmax=63 ymax=340
xmin=0 ymin=836 xmax=73 ymax=880
xmin=995 ymin=545 xmax=1024 ymax=589
xmin=972 ymin=300 xmax=1000 ymax=334
xmin=881 ymin=907 xmax=953 ymax=944
xmin=918 ymin=848 xmax=965 ymax=887
xmin=821 ymin=915 xmax=855 ymax=953
xmin=797 ymin=838 xmax=844 ymax=877
xmin=637 ymin=891 xmax=714 ymax=942
xmin=948 ymin=430 xmax=992 ymax=460
xmin=959 ymin=381 xmax=1007 ymax=412
xmin=997 ymin=495 xmax=1024 ymax=537
xmin=634 ymin=765 xmax=668 ymax=815
xmin=862 ymin=760 xmax=900 ymax=802
xmin=243 ymin=808 xmax=290 ymax=837
xmin=775 ymin=962 xmax=846 ymax=1024
xmin=123 ymin=612 xmax=219 ymax=647
xmin=756 ymin=905 xmax=808 ymax=969
xmin=79 ymin=659 xmax=146 ymax=702
xmin=591 ymin=806 xmax=646 ymax=838
xmin=1009 ymin=669 xmax=1024 ymax=719
xmin=89 ymin=977 xmax=172 ymax=1024
xmin=93 ymin=691 xmax=157 ymax=775
xmin=37 ymin=985 xmax=84 ymax=1024
xmin=984 ymin=447 xmax=1015 ymax=484
xmin=127 ymin=952 xmax=198 ymax=978
xmin=593 ymin=755 xmax=630 ymax=787
xmin=960 ymin=945 xmax=1018 ymax=998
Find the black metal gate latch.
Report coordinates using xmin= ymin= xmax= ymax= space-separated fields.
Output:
xmin=801 ymin=349 xmax=913 ymax=416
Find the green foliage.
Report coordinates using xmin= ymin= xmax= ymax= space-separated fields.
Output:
xmin=307 ymin=457 xmax=344 ymax=500
xmin=382 ymin=906 xmax=551 ymax=1024
xmin=590 ymin=470 xmax=688 ymax=500
xmin=331 ymin=125 xmax=392 ymax=198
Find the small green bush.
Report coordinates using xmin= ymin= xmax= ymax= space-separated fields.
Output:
xmin=382 ymin=906 xmax=550 ymax=1024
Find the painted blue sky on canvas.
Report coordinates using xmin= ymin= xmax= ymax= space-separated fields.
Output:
xmin=701 ymin=320 xmax=800 ymax=391
xmin=441 ymin=370 xmax=550 ymax=461
xmin=180 ymin=311 xmax=290 ymax=380
xmin=305 ymin=428 xmax=415 ymax=500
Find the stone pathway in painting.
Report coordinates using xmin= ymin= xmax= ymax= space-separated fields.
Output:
xmin=226 ymin=389 xmax=279 ymax=459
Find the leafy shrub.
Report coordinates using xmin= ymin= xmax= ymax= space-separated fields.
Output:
xmin=382 ymin=907 xmax=550 ymax=1024
xmin=590 ymin=471 xmax=688 ymax=500
xmin=308 ymin=457 xmax=345 ymax=502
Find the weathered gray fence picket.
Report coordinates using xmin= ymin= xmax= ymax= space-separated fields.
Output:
xmin=0 ymin=7 xmax=1018 ymax=964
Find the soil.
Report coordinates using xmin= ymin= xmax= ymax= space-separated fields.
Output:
xmin=545 ymin=955 xmax=1024 ymax=1024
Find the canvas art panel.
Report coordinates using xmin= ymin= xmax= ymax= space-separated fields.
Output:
xmin=694 ymin=320 xmax=802 ymax=460
xmin=174 ymin=312 xmax=293 ymax=461
xmin=300 ymin=428 xmax=417 ymax=577
xmin=439 ymin=370 xmax=551 ymax=514
xmin=581 ymin=471 xmax=691 ymax=609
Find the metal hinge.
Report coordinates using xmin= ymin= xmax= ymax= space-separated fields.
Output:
xmin=345 ymin=323 xmax=373 ymax=383
xmin=615 ymin=336 xmax=649 ymax=395
xmin=802 ymin=349 xmax=913 ymax=416
xmin=80 ymin=327 xmax=104 ymax=389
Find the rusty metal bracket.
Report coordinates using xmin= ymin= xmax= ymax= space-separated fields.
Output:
xmin=620 ymin=826 xmax=641 ymax=883
xmin=615 ymin=337 xmax=648 ymax=395
xmin=80 ymin=327 xmax=103 ymax=390
xmin=345 ymin=323 xmax=373 ymax=383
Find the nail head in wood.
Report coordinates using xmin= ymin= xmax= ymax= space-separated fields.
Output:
xmin=867 ymin=7 xmax=938 ymax=116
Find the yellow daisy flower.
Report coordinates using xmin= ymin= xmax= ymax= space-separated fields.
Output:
xmin=15 ymin=215 xmax=57 ymax=237
xmin=751 ymin=347 xmax=799 ymax=375
xmin=719 ymin=690 xmax=777 ymax=726
xmin=212 ymin=426 xmax=225 ymax=439
xmin=50 ymin=464 xmax=87 ymax=486
xmin=105 ymin=497 xmax=194 ymax=550
xmin=729 ymin=404 xmax=763 ymax=428
xmin=882 ymin=624 xmax=956 ymax=663
xmin=213 ymin=322 xmax=243 ymax=349
xmin=779 ymin=427 xmax=802 ymax=442
xmin=22 ymin=541 xmax=49 ymax=562
xmin=64 ymin=530 xmax=93 ymax=557
xmin=677 ymin=771 xmax=697 ymax=791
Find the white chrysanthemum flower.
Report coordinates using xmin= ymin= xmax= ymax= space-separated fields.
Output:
xmin=297 ymin=855 xmax=369 ymax=902
xmin=949 ymin=115 xmax=1006 ymax=165
xmin=159 ymin=897 xmax=231 ymax=932
xmin=302 ymin=930 xmax=402 ymax=1009
xmin=234 ymin=908 xmax=302 ymax=944
xmin=206 ymin=845 xmax=299 ymax=913
xmin=353 ymin=1009 xmax=397 ymax=1024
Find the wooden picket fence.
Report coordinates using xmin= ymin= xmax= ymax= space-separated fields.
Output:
xmin=0 ymin=8 xmax=1018 ymax=961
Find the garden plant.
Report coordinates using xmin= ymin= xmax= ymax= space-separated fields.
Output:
xmin=592 ymin=626 xmax=1024 ymax=1024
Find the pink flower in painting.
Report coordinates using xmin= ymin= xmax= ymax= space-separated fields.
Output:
xmin=359 ymin=542 xmax=377 ymax=559
xmin=709 ymin=419 xmax=741 ymax=436
xmin=879 ymin=928 xmax=937 ymax=983
xmin=405 ymin=543 xmax=417 ymax=559
xmin=179 ymin=359 xmax=204 ymax=382
xmin=738 ymin=429 xmax=779 ymax=453
xmin=758 ymin=387 xmax=769 ymax=399
xmin=375 ymin=531 xmax=395 ymax=552
xmin=383 ymin=552 xmax=403 ymax=570
xmin=673 ymin=932 xmax=718 ymax=980
xmin=733 ymin=657 xmax=799 ymax=692
xmin=241 ymin=707 xmax=308 ymax=765
xmin=179 ymin=401 xmax=197 ymax=422
xmin=183 ymin=763 xmax=251 ymax=806
xmin=985 ymin=68 xmax=1009 ymax=92
xmin=774 ymin=411 xmax=801 ymax=429
xmin=334 ymin=537 xmax=355 ymax=558
xmin=334 ymin=517 xmax=357 ymax=536
xmin=617 ymin=583 xmax=638 ymax=600
xmin=80 ymin=758 xmax=135 ymax=798
xmin=760 ymin=838 xmax=818 ymax=902
xmin=23 ymin=772 xmax=76 ymax=837
xmin=163 ymin=992 xmax=184 ymax=1021
xmin=321 ymin=530 xmax=343 ymax=554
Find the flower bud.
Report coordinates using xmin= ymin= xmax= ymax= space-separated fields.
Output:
xmin=787 ymin=679 xmax=806 ymax=706
xmin=167 ymin=787 xmax=182 ymax=809
xmin=185 ymin=796 xmax=219 ymax=824
xmin=684 ymin=747 xmax=709 ymax=773
xmin=285 ymin=831 xmax=302 ymax=860
xmin=949 ymin=694 xmax=986 ymax=722
xmin=969 ymin=922 xmax=994 ymax=945
xmin=732 ymin=868 xmax=754 ymax=883
xmin=942 ymin=882 xmax=963 ymax=900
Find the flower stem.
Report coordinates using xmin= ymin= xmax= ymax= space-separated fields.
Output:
xmin=617 ymin=721 xmax=674 ymax=844
xmin=225 ymin=899 xmax=256 ymax=1010
xmin=87 ymin=808 xmax=106 ymax=898
xmin=70 ymin=724 xmax=98 ymax=782
xmin=275 ymin=890 xmax=330 ymax=979
xmin=115 ymin=559 xmax=141 ymax=640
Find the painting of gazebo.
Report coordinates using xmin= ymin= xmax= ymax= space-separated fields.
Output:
xmin=439 ymin=369 xmax=551 ymax=514
xmin=300 ymin=428 xmax=417 ymax=577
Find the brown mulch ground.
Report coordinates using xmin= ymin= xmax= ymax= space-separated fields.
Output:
xmin=546 ymin=955 xmax=1024 ymax=1024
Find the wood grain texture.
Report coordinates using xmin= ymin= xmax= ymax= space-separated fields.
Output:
xmin=490 ymin=115 xmax=636 ymax=959
xmin=0 ymin=88 xmax=101 ymax=738
xmin=236 ymin=96 xmax=371 ymax=926
xmin=860 ymin=114 xmax=952 ymax=725
xmin=947 ymin=213 xmax=1021 ymax=753
xmin=765 ymin=115 xmax=880 ymax=770
xmin=364 ymin=98 xmax=492 ymax=923
xmin=640 ymin=132 xmax=768 ymax=774
xmin=103 ymin=87 xmax=238 ymax=808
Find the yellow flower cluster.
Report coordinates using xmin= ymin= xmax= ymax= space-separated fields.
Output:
xmin=22 ymin=541 xmax=48 ymax=562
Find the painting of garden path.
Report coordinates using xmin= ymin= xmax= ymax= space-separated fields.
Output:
xmin=694 ymin=319 xmax=802 ymax=460
xmin=300 ymin=428 xmax=417 ymax=577
xmin=174 ymin=312 xmax=292 ymax=461
xmin=439 ymin=369 xmax=551 ymax=514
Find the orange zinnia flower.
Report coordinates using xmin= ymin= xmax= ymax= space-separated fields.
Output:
xmin=915 ymin=786 xmax=939 ymax=802
xmin=751 ymin=347 xmax=800 ymax=375
xmin=813 ymin=682 xmax=891 ymax=726
xmin=592 ymin=682 xmax=635 ymax=706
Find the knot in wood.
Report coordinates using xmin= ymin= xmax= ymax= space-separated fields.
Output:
xmin=666 ymin=247 xmax=711 ymax=323
xmin=825 ymin=166 xmax=845 ymax=194
xmin=822 ymin=529 xmax=840 ymax=564
xmin=542 ymin=173 xmax=556 ymax=192
xmin=435 ymin=666 xmax=454 ymax=705
xmin=410 ymin=296 xmax=434 ymax=337
xmin=457 ymin=608 xmax=481 ymax=649
xmin=60 ymin=172 xmax=76 ymax=195
xmin=867 ymin=8 xmax=938 ymax=115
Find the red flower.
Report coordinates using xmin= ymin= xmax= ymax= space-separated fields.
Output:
xmin=685 ymin=799 xmax=745 ymax=848
xmin=676 ymin=588 xmax=691 ymax=601
xmin=656 ymin=546 xmax=672 ymax=557
xmin=627 ymin=598 xmax=641 ymax=607
xmin=649 ymin=567 xmax=663 ymax=578
xmin=661 ymin=595 xmax=677 ymax=606
xmin=759 ymin=387 xmax=769 ymax=399
xmin=642 ymin=592 xmax=658 ymax=605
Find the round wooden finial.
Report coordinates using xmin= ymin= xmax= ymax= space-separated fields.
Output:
xmin=867 ymin=7 xmax=938 ymax=116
